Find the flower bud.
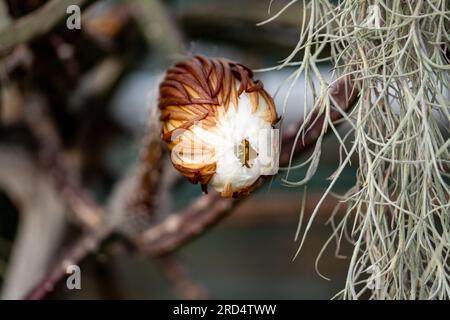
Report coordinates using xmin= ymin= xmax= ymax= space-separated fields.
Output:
xmin=159 ymin=55 xmax=279 ymax=197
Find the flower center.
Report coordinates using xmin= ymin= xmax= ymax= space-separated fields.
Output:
xmin=234 ymin=138 xmax=258 ymax=168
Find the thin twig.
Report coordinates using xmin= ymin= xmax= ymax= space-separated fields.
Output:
xmin=137 ymin=193 xmax=238 ymax=256
xmin=24 ymin=92 xmax=102 ymax=229
xmin=24 ymin=226 xmax=112 ymax=300
xmin=24 ymin=108 xmax=166 ymax=300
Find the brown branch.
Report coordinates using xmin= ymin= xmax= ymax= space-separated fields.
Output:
xmin=24 ymin=226 xmax=112 ymax=300
xmin=112 ymin=107 xmax=167 ymax=237
xmin=24 ymin=92 xmax=102 ymax=229
xmin=137 ymin=192 xmax=238 ymax=256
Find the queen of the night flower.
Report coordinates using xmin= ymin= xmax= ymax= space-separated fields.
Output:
xmin=159 ymin=56 xmax=279 ymax=197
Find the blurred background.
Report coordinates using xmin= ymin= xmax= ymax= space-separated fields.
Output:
xmin=0 ymin=0 xmax=357 ymax=299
